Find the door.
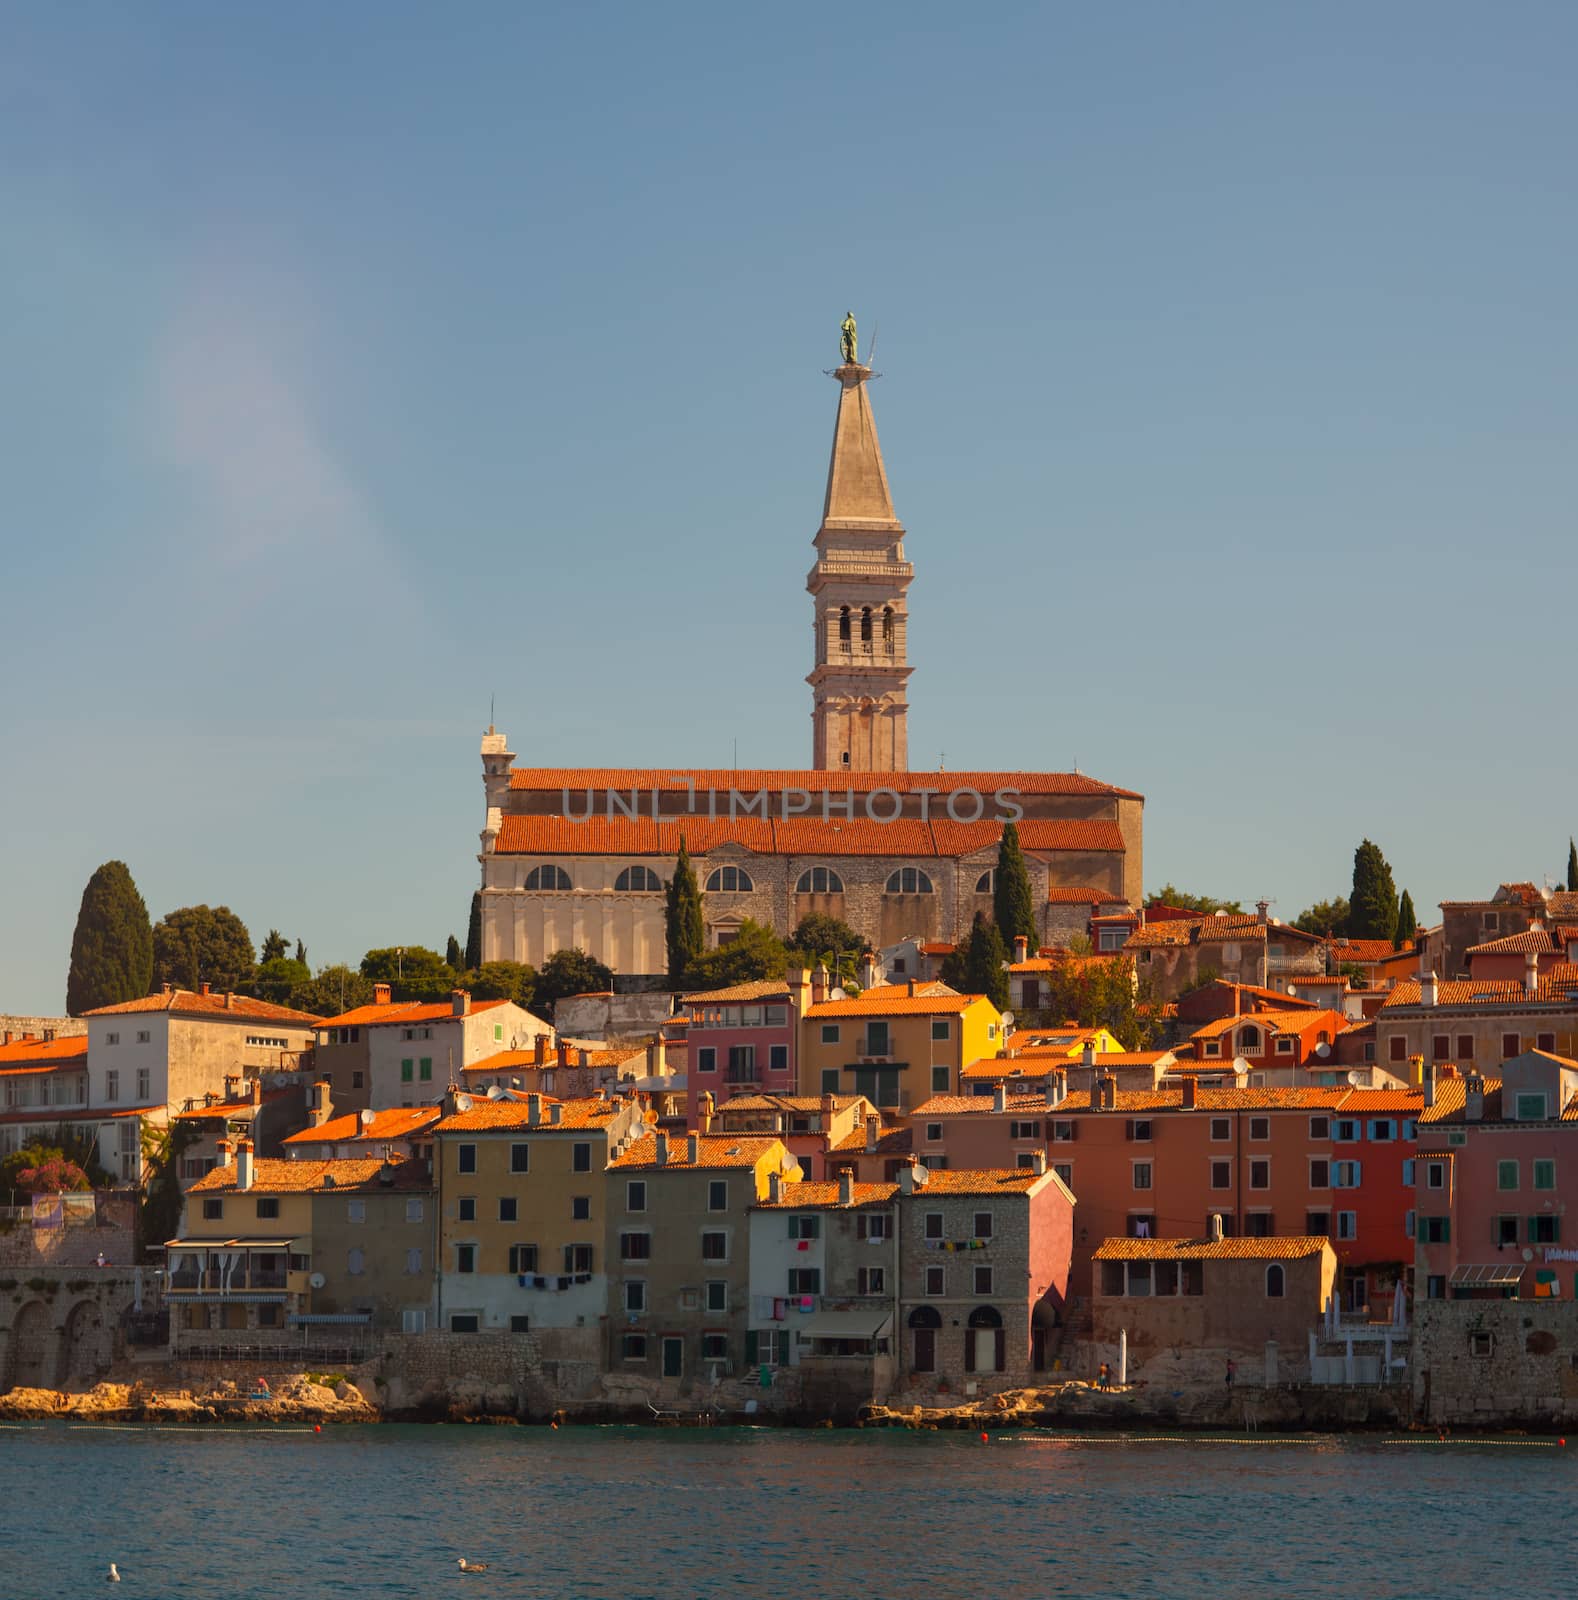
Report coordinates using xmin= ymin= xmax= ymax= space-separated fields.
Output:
xmin=973 ymin=1327 xmax=996 ymax=1373
xmin=913 ymin=1328 xmax=935 ymax=1373
xmin=662 ymin=1336 xmax=683 ymax=1378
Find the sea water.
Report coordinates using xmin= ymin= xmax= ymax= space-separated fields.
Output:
xmin=0 ymin=1424 xmax=1570 ymax=1599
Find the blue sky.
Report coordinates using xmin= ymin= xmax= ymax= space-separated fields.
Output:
xmin=3 ymin=3 xmax=1575 ymax=1011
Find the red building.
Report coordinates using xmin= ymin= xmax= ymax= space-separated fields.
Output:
xmin=682 ymin=977 xmax=802 ymax=1125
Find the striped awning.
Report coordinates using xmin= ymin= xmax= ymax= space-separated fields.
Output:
xmin=288 ymin=1313 xmax=372 ymax=1325
xmin=1449 ymin=1263 xmax=1524 ymax=1287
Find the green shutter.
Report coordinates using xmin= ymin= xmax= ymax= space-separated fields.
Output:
xmin=1441 ymin=1218 xmax=1449 ymax=1243
xmin=744 ymin=1330 xmax=758 ymax=1364
xmin=401 ymin=1058 xmax=413 ymax=1082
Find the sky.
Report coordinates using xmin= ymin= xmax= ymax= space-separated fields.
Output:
xmin=3 ymin=2 xmax=1576 ymax=1013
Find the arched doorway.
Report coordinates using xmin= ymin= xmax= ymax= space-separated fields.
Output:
xmin=60 ymin=1299 xmax=110 ymax=1388
xmin=965 ymin=1305 xmax=1005 ymax=1375
xmin=908 ymin=1306 xmax=941 ymax=1374
xmin=8 ymin=1300 xmax=53 ymax=1390
xmin=1031 ymin=1298 xmax=1060 ymax=1372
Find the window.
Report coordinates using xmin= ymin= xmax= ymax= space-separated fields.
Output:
xmin=456 ymin=1245 xmax=476 ymax=1274
xmin=1537 ymin=1033 xmax=1556 ymax=1054
xmin=624 ymin=1280 xmax=646 ymax=1313
xmin=256 ymin=1197 xmax=280 ymax=1220
xmin=932 ymin=1065 xmax=950 ymax=1092
xmin=796 ymin=866 xmax=845 ymax=894
xmin=1274 ymin=1037 xmax=1295 ymax=1056
xmin=401 ymin=1058 xmax=414 ymax=1083
xmin=1426 ymin=1275 xmax=1446 ymax=1300
xmin=449 ymin=1313 xmax=480 ymax=1333
xmin=696 ymin=1047 xmax=717 ymax=1074
xmin=787 ymin=1213 xmax=821 ymax=1240
xmin=1126 ymin=1119 xmax=1152 ymax=1143
xmin=1535 ymin=1160 xmax=1556 ymax=1191
xmin=1334 ymin=1119 xmax=1358 ymax=1142
xmin=494 ymin=1024 xmax=503 ymax=1042
xmin=1308 ymin=1116 xmax=1330 ymax=1141
xmin=1249 ymin=1117 xmax=1269 ymax=1141
xmin=1516 ymin=1093 xmax=1548 ymax=1121
xmin=401 ymin=1308 xmax=427 ymax=1333
xmin=1369 ymin=1120 xmax=1394 ymax=1143
xmin=705 ymin=866 xmax=754 ymax=893
xmin=769 ymin=1044 xmax=788 ymax=1073
xmin=925 ymin=1265 xmax=946 ymax=1296
xmin=885 ymin=868 xmax=934 ymax=894
xmin=1201 ymin=1041 xmax=1221 ymax=1058
xmin=701 ymin=1333 xmax=729 ymax=1362
xmin=857 ymin=1266 xmax=885 ymax=1295
xmin=701 ymin=1231 xmax=728 ymax=1261
xmin=1307 ymin=1210 xmax=1331 ymax=1237
xmin=705 ymin=1280 xmax=728 ymax=1313
xmin=930 ymin=1018 xmax=952 ymax=1043
xmin=402 ymin=1246 xmax=424 ymax=1276
xmin=1496 ymin=1215 xmax=1519 ymax=1246
xmin=507 ymin=1314 xmax=530 ymax=1333
xmin=1009 ymin=1120 xmax=1040 ymax=1140
xmin=134 ymin=1067 xmax=150 ymax=1100
xmin=619 ymin=1229 xmax=653 ymax=1261
xmin=1497 ymin=1160 xmax=1519 ymax=1191
xmin=1132 ymin=1162 xmax=1153 ymax=1191
xmin=1389 ymin=1037 xmax=1407 ymax=1063
xmin=105 ymin=1033 xmax=119 ymax=1046
xmin=1529 ymin=1215 xmax=1560 ymax=1244
xmin=821 ymin=1067 xmax=841 ymax=1095
xmin=572 ymin=1196 xmax=591 ymax=1221
xmin=457 ymin=1144 xmax=477 ymax=1175
xmin=418 ymin=1057 xmax=432 ymax=1082
xmin=105 ymin=1070 xmax=119 ymax=1102
xmin=1309 ymin=1159 xmax=1329 ymax=1188
xmin=974 ymin=869 xmax=995 ymax=893
xmin=1052 ymin=1119 xmax=1077 ymax=1143
xmin=1210 ymin=1160 xmax=1231 ymax=1190
xmin=1265 ymin=1264 xmax=1285 ymax=1298
xmin=1332 ymin=1161 xmax=1361 ymax=1188
xmin=615 ymin=865 xmax=663 ymax=892
xmin=1337 ymin=1212 xmax=1357 ymax=1240
xmin=511 ymin=1143 xmax=530 ymax=1174
xmin=973 ymin=1265 xmax=994 ymax=1295
xmin=621 ymin=1333 xmax=647 ymax=1361
xmin=857 ymin=1212 xmax=890 ymax=1240
xmin=820 ymin=1024 xmax=840 ymax=1044
xmin=700 ymin=1178 xmax=726 ymax=1212
xmin=563 ymin=1243 xmax=594 ymax=1273
xmin=498 ymin=1196 xmax=518 ymax=1222
xmin=1249 ymin=1160 xmax=1270 ymax=1190
xmin=405 ymin=1198 xmax=423 ymax=1223
xmin=1417 ymin=1216 xmax=1450 ymax=1244
xmin=524 ymin=864 xmax=572 ymax=891
xmin=202 ymin=1198 xmax=223 ymax=1220
xmin=1210 ymin=1118 xmax=1230 ymax=1142
xmin=787 ymin=1267 xmax=821 ymax=1295
xmin=1499 ymin=1032 xmax=1520 ymax=1059
xmin=1243 ymin=1211 xmax=1273 ymax=1237
xmin=347 ymin=1246 xmax=366 ymax=1276
xmin=1432 ymin=1035 xmax=1450 ymax=1062
xmin=1053 ymin=1162 xmax=1073 ymax=1186
xmin=458 ymin=1198 xmax=476 ymax=1222
xmin=973 ymin=1212 xmax=994 ymax=1239
xmin=924 ymin=1212 xmax=944 ymax=1240
xmin=1456 ymin=1035 xmax=1475 ymax=1061
xmin=626 ymin=1180 xmax=646 ymax=1212
xmin=1426 ymin=1162 xmax=1445 ymax=1189
xmin=1239 ymin=1026 xmax=1262 ymax=1052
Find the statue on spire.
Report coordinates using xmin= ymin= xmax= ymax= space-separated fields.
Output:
xmin=840 ymin=310 xmax=858 ymax=366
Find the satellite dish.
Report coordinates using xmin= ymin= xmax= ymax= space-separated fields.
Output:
xmin=455 ymin=1093 xmax=473 ymax=1112
xmin=1000 ymin=1011 xmax=1015 ymax=1032
xmin=1522 ymin=1247 xmax=1534 ymax=1262
xmin=359 ymin=1108 xmax=376 ymax=1127
xmin=486 ymin=1085 xmax=506 ymax=1100
xmin=1315 ymin=1042 xmax=1331 ymax=1058
xmin=1346 ymin=1070 xmax=1364 ymax=1086
xmin=309 ymin=1272 xmax=326 ymax=1289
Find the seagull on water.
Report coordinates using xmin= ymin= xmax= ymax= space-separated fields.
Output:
xmin=108 ymin=1565 xmax=121 ymax=1583
xmin=458 ymin=1558 xmax=489 ymax=1574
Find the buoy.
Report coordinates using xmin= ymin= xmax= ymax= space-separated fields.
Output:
xmin=314 ymin=1424 xmax=321 ymax=1433
xmin=980 ymin=1431 xmax=989 ymax=1443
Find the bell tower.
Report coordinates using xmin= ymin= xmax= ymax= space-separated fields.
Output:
xmin=806 ymin=321 xmax=913 ymax=772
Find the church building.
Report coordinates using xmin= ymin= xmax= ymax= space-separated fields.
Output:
xmin=477 ymin=330 xmax=1144 ymax=978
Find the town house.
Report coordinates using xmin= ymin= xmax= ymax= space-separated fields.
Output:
xmin=281 ymin=1098 xmax=441 ymax=1162
xmin=1124 ymin=910 xmax=1326 ymax=1000
xmin=683 ymin=975 xmax=806 ymax=1120
xmin=706 ymin=1090 xmax=881 ymax=1180
xmin=1375 ymin=972 xmax=1578 ymax=1074
xmin=362 ymin=989 xmax=550 ymax=1111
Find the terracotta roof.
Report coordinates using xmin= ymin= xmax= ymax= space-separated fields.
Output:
xmin=1093 ymin=1235 xmax=1329 ymax=1261
xmin=1338 ymin=1088 xmax=1425 ymax=1113
xmin=931 ymin=818 xmax=1126 ymax=856
xmin=1190 ymin=1008 xmax=1345 ymax=1041
xmin=189 ymin=1157 xmax=430 ymax=1195
xmin=1418 ymin=1060 xmax=1578 ymax=1125
xmin=1547 ymin=891 xmax=1578 ymax=919
xmin=1287 ymin=975 xmax=1349 ymax=988
xmin=0 ymin=1102 xmax=160 ymax=1127
xmin=466 ymin=1045 xmax=642 ymax=1073
xmin=85 ymin=990 xmax=321 ymax=1024
xmin=316 ymin=999 xmax=427 ymax=1028
xmin=342 ymin=997 xmax=511 ymax=1026
xmin=0 ymin=1036 xmax=88 ymax=1066
xmin=830 ymin=1124 xmax=914 ymax=1155
xmin=171 ymin=1090 xmax=294 ymax=1121
xmin=775 ymin=818 xmax=939 ymax=856
xmin=1325 ymin=939 xmax=1402 ymax=964
xmin=858 ymin=981 xmax=955 ymax=1000
xmin=1128 ymin=918 xmax=1323 ymax=953
xmin=1010 ymin=955 xmax=1121 ymax=975
xmin=1046 ymin=886 xmax=1123 ymax=905
xmin=715 ymin=1094 xmax=869 ymax=1115
xmin=1182 ymin=980 xmax=1319 ymax=1010
xmin=756 ymin=1180 xmax=898 ymax=1209
xmin=609 ymin=1133 xmax=789 ymax=1171
xmin=1466 ymin=928 xmax=1559 ymax=956
xmin=919 ymin=942 xmax=955 ymax=956
xmin=508 ymin=767 xmax=1143 ymax=800
xmin=913 ymin=1094 xmax=1045 ymax=1117
xmin=916 ymin=1085 xmax=1350 ymax=1116
xmin=806 ymin=994 xmax=989 ymax=1019
xmin=282 ymin=1106 xmax=442 ymax=1145
xmin=1498 ymin=882 xmax=1548 ymax=907
xmin=907 ymin=1167 xmax=1056 ymax=1195
xmin=1383 ymin=977 xmax=1578 ymax=1010
xmin=683 ymin=979 xmax=794 ymax=1004
xmin=435 ymin=1095 xmax=624 ymax=1133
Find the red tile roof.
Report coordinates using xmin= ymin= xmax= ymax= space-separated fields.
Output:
xmin=1046 ymin=886 xmax=1124 ymax=905
xmin=609 ymin=1133 xmax=790 ymax=1171
xmin=435 ymin=1095 xmax=627 ymax=1133
xmin=682 ymin=979 xmax=794 ymax=1004
xmin=756 ymin=1180 xmax=899 ymax=1208
xmin=85 ymin=990 xmax=322 ymax=1024
xmin=1466 ymin=928 xmax=1560 ymax=956
xmin=1383 ymin=977 xmax=1578 ymax=1010
xmin=189 ymin=1157 xmax=430 ymax=1195
xmin=0 ymin=1036 xmax=88 ymax=1068
xmin=830 ymin=1124 xmax=914 ymax=1155
xmin=509 ymin=767 xmax=1143 ymax=799
xmin=1190 ymin=1008 xmax=1345 ymax=1041
xmin=1094 ymin=1235 xmax=1329 ymax=1261
xmin=171 ymin=1089 xmax=295 ymax=1121
xmin=282 ymin=1106 xmax=442 ymax=1145
xmin=1325 ymin=939 xmax=1403 ymax=964
xmin=908 ymin=1167 xmax=1057 ymax=1195
xmin=806 ymin=994 xmax=990 ymax=1018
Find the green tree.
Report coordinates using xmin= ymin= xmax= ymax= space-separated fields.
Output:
xmin=290 ymin=964 xmax=373 ymax=1018
xmin=665 ymin=838 xmax=705 ymax=985
xmin=532 ymin=949 xmax=614 ymax=1017
xmin=1348 ymin=840 xmax=1399 ymax=943
xmin=259 ymin=929 xmax=289 ymax=964
xmin=295 ymin=938 xmax=307 ymax=965
xmin=1026 ymin=955 xmax=1162 ymax=1051
xmin=465 ymin=891 xmax=483 ymax=971
xmin=681 ymin=919 xmax=789 ymax=991
xmin=360 ymin=946 xmax=457 ymax=1003
xmin=1145 ymin=885 xmax=1244 ymax=915
xmin=1568 ymin=839 xmax=1577 ymax=893
xmin=139 ymin=1121 xmax=198 ymax=1262
xmin=0 ymin=1146 xmax=92 ymax=1198
xmin=786 ymin=913 xmax=864 ymax=963
xmin=1294 ymin=897 xmax=1351 ymax=937
xmin=1394 ymin=889 xmax=1417 ymax=950
xmin=956 ymin=911 xmax=1010 ymax=1011
xmin=446 ymin=934 xmax=463 ymax=969
xmin=253 ymin=956 xmax=311 ymax=1006
xmin=66 ymin=860 xmax=154 ymax=1015
xmin=993 ymin=822 xmax=1038 ymax=954
xmin=466 ymin=961 xmax=538 ymax=1009
xmin=152 ymin=904 xmax=255 ymax=994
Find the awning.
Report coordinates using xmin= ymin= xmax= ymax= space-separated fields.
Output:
xmin=1449 ymin=1263 xmax=1524 ymax=1287
xmin=796 ymin=1309 xmax=893 ymax=1341
xmin=288 ymin=1313 xmax=372 ymax=1326
xmin=170 ymin=1292 xmax=288 ymax=1304
xmin=165 ymin=1238 xmax=299 ymax=1250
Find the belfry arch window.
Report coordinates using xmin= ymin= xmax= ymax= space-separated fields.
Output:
xmin=614 ymin=866 xmax=663 ymax=892
xmin=886 ymin=868 xmax=934 ymax=895
xmin=838 ymin=607 xmax=851 ymax=643
xmin=796 ymin=866 xmax=845 ymax=894
xmin=524 ymin=865 xmax=573 ymax=892
xmin=705 ymin=866 xmax=755 ymax=893
xmin=860 ymin=607 xmax=873 ymax=642
xmin=883 ymin=607 xmax=895 ymax=650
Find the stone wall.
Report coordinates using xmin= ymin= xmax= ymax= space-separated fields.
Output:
xmin=1413 ymin=1299 xmax=1578 ymax=1427
xmin=0 ymin=1265 xmax=142 ymax=1391
xmin=0 ymin=1015 xmax=86 ymax=1042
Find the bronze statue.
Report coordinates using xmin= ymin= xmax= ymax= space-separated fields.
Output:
xmin=840 ymin=311 xmax=857 ymax=366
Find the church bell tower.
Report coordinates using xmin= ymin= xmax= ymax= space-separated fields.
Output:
xmin=806 ymin=316 xmax=913 ymax=772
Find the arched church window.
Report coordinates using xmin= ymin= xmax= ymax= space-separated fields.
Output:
xmin=705 ymin=866 xmax=754 ymax=893
xmin=838 ymin=606 xmax=851 ymax=643
xmin=886 ymin=868 xmax=934 ymax=895
xmin=860 ymin=607 xmax=873 ymax=642
xmin=524 ymin=865 xmax=573 ymax=892
xmin=796 ymin=866 xmax=845 ymax=894
xmin=614 ymin=866 xmax=663 ymax=892
xmin=975 ymin=869 xmax=995 ymax=894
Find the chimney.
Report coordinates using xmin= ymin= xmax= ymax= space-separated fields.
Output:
xmin=993 ymin=1083 xmax=1008 ymax=1114
xmin=1420 ymin=972 xmax=1438 ymax=1007
xmin=839 ymin=1169 xmax=855 ymax=1206
xmin=216 ymin=1137 xmax=233 ymax=1164
xmin=1096 ymin=1074 xmax=1117 ymax=1112
xmin=788 ymin=966 xmax=811 ymax=1016
xmin=309 ymin=1081 xmax=331 ymax=1127
xmin=820 ymin=1091 xmax=836 ymax=1131
xmin=655 ymin=1130 xmax=670 ymax=1166
xmin=235 ymin=1138 xmax=255 ymax=1191
xmin=374 ymin=982 xmax=392 ymax=1006
xmin=1418 ymin=944 xmax=1431 ymax=982
xmin=1209 ymin=1212 xmax=1224 ymax=1242
xmin=42 ymin=1028 xmax=55 ymax=1043
xmin=1181 ymin=1077 xmax=1197 ymax=1111
xmin=200 ymin=981 xmax=211 ymax=996
xmin=224 ymin=991 xmax=235 ymax=1009
xmin=1032 ymin=1149 xmax=1047 ymax=1176
xmin=451 ymin=988 xmax=471 ymax=1017
xmin=161 ymin=981 xmax=173 ymax=996
xmin=907 ymin=978 xmax=918 ymax=998
xmin=698 ymin=1091 xmax=714 ymax=1137
xmin=687 ymin=1131 xmax=700 ymax=1164
xmin=1423 ymin=1061 xmax=1436 ymax=1109
xmin=1465 ymin=1074 xmax=1485 ymax=1122
xmin=651 ymin=1035 xmax=668 ymax=1077
xmin=535 ymin=1034 xmax=549 ymax=1065
xmin=865 ymin=1114 xmax=880 ymax=1153
xmin=768 ymin=1171 xmax=782 ymax=1204
xmin=812 ymin=964 xmax=830 ymax=1004
xmin=557 ymin=1040 xmax=572 ymax=1069
xmin=548 ymin=1102 xmax=563 ymax=1126
xmin=861 ymin=950 xmax=880 ymax=990
xmin=250 ymin=1077 xmax=263 ymax=1106
xmin=1256 ymin=899 xmax=1270 ymax=924
xmin=1 ymin=1030 xmax=9 ymax=1045
xmin=899 ymin=1160 xmax=917 ymax=1196
xmin=1044 ymin=1072 xmax=1066 ymax=1110
xmin=1013 ymin=935 xmax=1029 ymax=964
xmin=527 ymin=1093 xmax=543 ymax=1127
xmin=1082 ymin=1042 xmax=1096 ymax=1070
xmin=1525 ymin=950 xmax=1539 ymax=998
xmin=578 ymin=1047 xmax=591 ymax=1067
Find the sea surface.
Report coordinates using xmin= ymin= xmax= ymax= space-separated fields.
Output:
xmin=1 ymin=1422 xmax=1571 ymax=1600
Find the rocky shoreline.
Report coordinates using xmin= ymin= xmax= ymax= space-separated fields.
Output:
xmin=0 ymin=1375 xmax=378 ymax=1425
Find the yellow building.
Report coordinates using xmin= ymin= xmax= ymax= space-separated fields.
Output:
xmin=798 ymin=990 xmax=1003 ymax=1110
xmin=432 ymin=1091 xmax=647 ymax=1339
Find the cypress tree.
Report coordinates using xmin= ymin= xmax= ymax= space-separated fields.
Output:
xmin=1568 ymin=839 xmax=1577 ymax=893
xmin=961 ymin=911 xmax=1011 ymax=1011
xmin=66 ymin=861 xmax=154 ymax=1015
xmin=1348 ymin=839 xmax=1399 ymax=943
xmin=665 ymin=837 xmax=705 ymax=986
xmin=1394 ymin=889 xmax=1417 ymax=950
xmin=445 ymin=934 xmax=463 ymax=969
xmin=993 ymin=821 xmax=1038 ymax=955
xmin=464 ymin=891 xmax=483 ymax=971
xmin=295 ymin=938 xmax=307 ymax=965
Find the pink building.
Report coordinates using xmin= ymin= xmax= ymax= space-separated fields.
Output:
xmin=1414 ymin=1051 xmax=1578 ymax=1302
xmin=682 ymin=977 xmax=803 ymax=1126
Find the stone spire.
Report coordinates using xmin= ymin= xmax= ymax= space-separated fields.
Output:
xmin=806 ymin=340 xmax=913 ymax=772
